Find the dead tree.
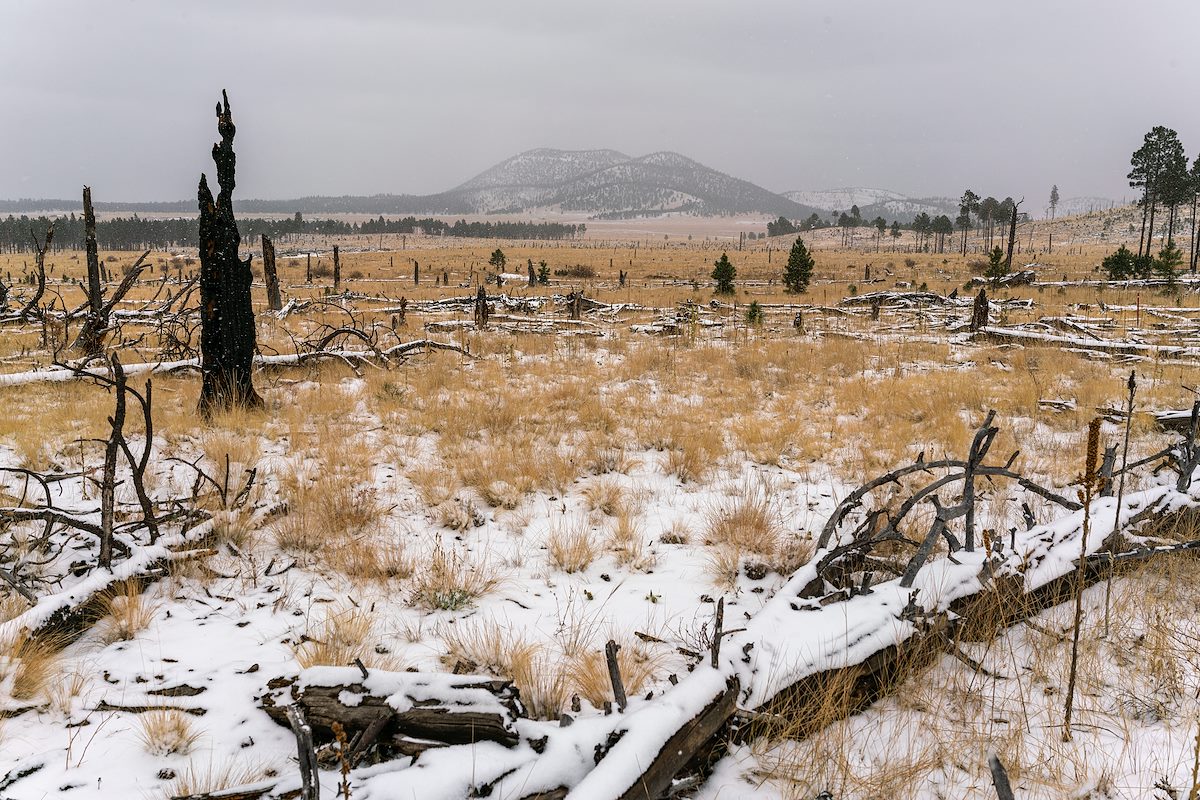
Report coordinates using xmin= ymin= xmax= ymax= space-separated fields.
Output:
xmin=528 ymin=260 xmax=536 ymax=287
xmin=1004 ymin=199 xmax=1021 ymax=271
xmin=261 ymin=234 xmax=282 ymax=311
xmin=413 ymin=260 xmax=419 ymax=286
xmin=77 ymin=186 xmax=106 ymax=356
xmin=474 ymin=285 xmax=489 ymax=328
xmin=197 ymin=91 xmax=263 ymax=418
xmin=19 ymin=223 xmax=53 ymax=320
xmin=970 ymin=288 xmax=989 ymax=330
xmin=333 ymin=245 xmax=341 ymax=291
xmin=75 ymin=188 xmax=152 ymax=356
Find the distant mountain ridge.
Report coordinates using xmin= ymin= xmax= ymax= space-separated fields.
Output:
xmin=1 ymin=148 xmax=820 ymax=219
xmin=784 ymin=188 xmax=1122 ymax=222
xmin=784 ymin=188 xmax=961 ymax=223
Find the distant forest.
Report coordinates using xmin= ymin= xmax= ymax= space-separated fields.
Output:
xmin=0 ymin=214 xmax=585 ymax=252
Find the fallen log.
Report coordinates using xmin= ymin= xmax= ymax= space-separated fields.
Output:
xmin=974 ymin=326 xmax=1200 ymax=360
xmin=259 ymin=667 xmax=524 ymax=748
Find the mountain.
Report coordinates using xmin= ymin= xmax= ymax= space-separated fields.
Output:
xmin=1 ymin=149 xmax=819 ymax=219
xmin=785 ymin=188 xmax=960 ymax=223
xmin=444 ymin=148 xmax=817 ymax=217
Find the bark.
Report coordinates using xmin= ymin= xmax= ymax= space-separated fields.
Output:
xmin=262 ymin=234 xmax=282 ymax=311
xmin=333 ymin=245 xmax=341 ymax=291
xmin=1004 ymin=201 xmax=1019 ymax=271
xmin=19 ymin=225 xmax=52 ymax=320
xmin=197 ymin=91 xmax=263 ymax=418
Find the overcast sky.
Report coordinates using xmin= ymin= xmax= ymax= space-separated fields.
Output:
xmin=3 ymin=0 xmax=1199 ymax=208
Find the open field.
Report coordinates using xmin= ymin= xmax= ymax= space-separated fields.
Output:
xmin=3 ymin=222 xmax=1200 ymax=798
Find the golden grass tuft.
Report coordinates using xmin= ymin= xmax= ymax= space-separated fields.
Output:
xmin=168 ymin=761 xmax=279 ymax=798
xmin=547 ymin=519 xmax=600 ymax=574
xmin=294 ymin=605 xmax=402 ymax=670
xmin=99 ymin=581 xmax=158 ymax=644
xmin=136 ymin=709 xmax=201 ymax=756
xmin=409 ymin=543 xmax=501 ymax=611
xmin=0 ymin=632 xmax=62 ymax=700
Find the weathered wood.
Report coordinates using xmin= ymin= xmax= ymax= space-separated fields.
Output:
xmin=285 ymin=705 xmax=319 ymax=800
xmin=262 ymin=234 xmax=282 ymax=311
xmin=259 ymin=671 xmax=522 ymax=748
xmin=611 ymin=677 xmax=739 ymax=800
xmin=605 ymin=640 xmax=627 ymax=712
xmin=332 ymin=245 xmax=341 ymax=291
xmin=197 ymin=90 xmax=263 ymax=418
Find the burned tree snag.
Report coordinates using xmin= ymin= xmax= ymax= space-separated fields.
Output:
xmin=1004 ymin=200 xmax=1021 ymax=271
xmin=970 ymin=288 xmax=989 ymax=331
xmin=333 ymin=245 xmax=341 ymax=291
xmin=19 ymin=224 xmax=52 ymax=321
xmin=474 ymin=285 xmax=489 ymax=328
xmin=197 ymin=91 xmax=263 ymax=419
xmin=75 ymin=187 xmax=108 ymax=357
xmin=261 ymin=234 xmax=282 ymax=311
xmin=413 ymin=260 xmax=419 ymax=285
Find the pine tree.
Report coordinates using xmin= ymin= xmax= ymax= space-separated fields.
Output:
xmin=488 ymin=248 xmax=506 ymax=271
xmin=984 ymin=245 xmax=1008 ymax=286
xmin=1049 ymin=185 xmax=1060 ymax=220
xmin=711 ymin=252 xmax=736 ymax=294
xmin=1101 ymin=245 xmax=1137 ymax=280
xmin=783 ymin=236 xmax=814 ymax=293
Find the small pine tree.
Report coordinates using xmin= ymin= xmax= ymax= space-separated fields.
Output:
xmin=745 ymin=301 xmax=763 ymax=325
xmin=783 ymin=236 xmax=815 ymax=293
xmin=537 ymin=260 xmax=550 ymax=285
xmin=985 ymin=245 xmax=1008 ymax=286
xmin=1155 ymin=242 xmax=1184 ymax=285
xmin=488 ymin=248 xmax=506 ymax=271
xmin=711 ymin=252 xmax=736 ymax=294
xmin=1102 ymin=245 xmax=1137 ymax=280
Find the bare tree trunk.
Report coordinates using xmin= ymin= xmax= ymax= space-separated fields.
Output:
xmin=197 ymin=91 xmax=263 ymax=419
xmin=1004 ymin=201 xmax=1020 ymax=271
xmin=262 ymin=234 xmax=282 ymax=311
xmin=76 ymin=187 xmax=108 ymax=356
xmin=333 ymin=245 xmax=341 ymax=291
xmin=19 ymin=224 xmax=53 ymax=320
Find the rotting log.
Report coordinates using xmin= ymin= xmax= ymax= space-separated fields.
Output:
xmin=197 ymin=90 xmax=263 ymax=418
xmin=259 ymin=669 xmax=523 ymax=748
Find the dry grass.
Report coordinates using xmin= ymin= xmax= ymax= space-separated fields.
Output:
xmin=0 ymin=632 xmax=62 ymax=701
xmin=98 ymin=581 xmax=158 ymax=644
xmin=136 ymin=709 xmax=201 ymax=756
xmin=168 ymin=761 xmax=279 ymax=798
xmin=547 ymin=518 xmax=600 ymax=574
xmin=409 ymin=543 xmax=501 ymax=611
xmin=294 ymin=605 xmax=402 ymax=670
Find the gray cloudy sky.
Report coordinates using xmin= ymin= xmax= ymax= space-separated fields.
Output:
xmin=3 ymin=0 xmax=1199 ymax=207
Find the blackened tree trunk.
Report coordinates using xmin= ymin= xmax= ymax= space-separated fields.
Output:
xmin=197 ymin=91 xmax=263 ymax=419
xmin=333 ymin=245 xmax=341 ymax=291
xmin=1004 ymin=201 xmax=1019 ymax=271
xmin=262 ymin=234 xmax=282 ymax=311
xmin=76 ymin=186 xmax=108 ymax=357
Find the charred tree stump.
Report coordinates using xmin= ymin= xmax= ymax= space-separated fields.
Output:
xmin=474 ymin=285 xmax=489 ymax=329
xmin=970 ymin=288 xmax=989 ymax=331
xmin=332 ymin=245 xmax=341 ymax=291
xmin=261 ymin=234 xmax=282 ymax=311
xmin=1004 ymin=200 xmax=1020 ymax=271
xmin=305 ymin=253 xmax=312 ymax=284
xmin=197 ymin=91 xmax=263 ymax=419
xmin=528 ymin=260 xmax=536 ymax=287
xmin=413 ymin=260 xmax=419 ymax=286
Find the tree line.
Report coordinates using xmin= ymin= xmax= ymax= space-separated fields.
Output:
xmin=0 ymin=213 xmax=585 ymax=253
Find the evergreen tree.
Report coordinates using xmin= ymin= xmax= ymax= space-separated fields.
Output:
xmin=766 ymin=216 xmax=797 ymax=237
xmin=488 ymin=248 xmax=506 ymax=271
xmin=711 ymin=252 xmax=736 ymax=294
xmin=1101 ymin=245 xmax=1137 ymax=280
xmin=984 ymin=245 xmax=1008 ymax=285
xmin=958 ymin=189 xmax=980 ymax=254
xmin=783 ymin=236 xmax=814 ymax=293
xmin=1049 ymin=185 xmax=1060 ymax=219
xmin=537 ymin=260 xmax=550 ymax=285
xmin=1155 ymin=241 xmax=1184 ymax=284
